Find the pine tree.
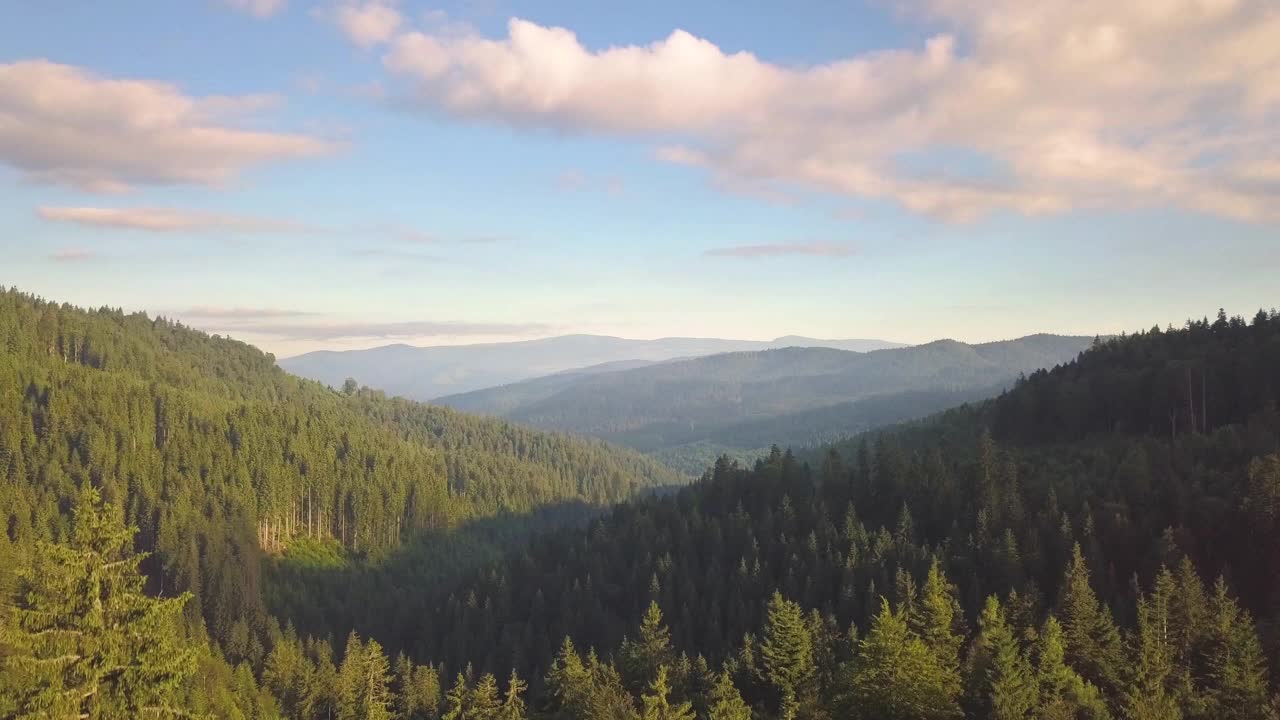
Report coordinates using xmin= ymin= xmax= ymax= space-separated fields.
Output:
xmin=470 ymin=672 xmax=503 ymax=720
xmin=1 ymin=488 xmax=195 ymax=719
xmin=337 ymin=631 xmax=367 ymax=720
xmin=396 ymin=657 xmax=441 ymax=720
xmin=1201 ymin=578 xmax=1276 ymax=720
xmin=758 ymin=592 xmax=815 ymax=720
xmin=360 ymin=639 xmax=395 ymax=720
xmin=641 ymin=665 xmax=696 ymax=720
xmin=967 ymin=595 xmax=1039 ymax=720
xmin=621 ymin=600 xmax=675 ymax=694
xmin=442 ymin=672 xmax=469 ymax=720
xmin=910 ymin=558 xmax=964 ymax=702
xmin=545 ymin=636 xmax=589 ymax=719
xmin=844 ymin=599 xmax=962 ymax=720
xmin=584 ymin=652 xmax=640 ymax=720
xmin=705 ymin=668 xmax=751 ymax=720
xmin=500 ymin=669 xmax=528 ymax=720
xmin=1058 ymin=544 xmax=1124 ymax=696
xmin=1034 ymin=617 xmax=1110 ymax=720
xmin=1123 ymin=569 xmax=1181 ymax=720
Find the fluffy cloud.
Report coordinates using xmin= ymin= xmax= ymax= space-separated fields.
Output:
xmin=0 ymin=61 xmax=331 ymax=192
xmin=705 ymin=242 xmax=858 ymax=258
xmin=37 ymin=206 xmax=311 ymax=233
xmin=333 ymin=1 xmax=402 ymax=48
xmin=223 ymin=0 xmax=288 ymax=18
xmin=375 ymin=1 xmax=1280 ymax=222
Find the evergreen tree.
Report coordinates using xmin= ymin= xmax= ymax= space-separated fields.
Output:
xmin=641 ymin=666 xmax=696 ymax=720
xmin=910 ymin=558 xmax=964 ymax=702
xmin=1201 ymin=579 xmax=1275 ymax=720
xmin=470 ymin=673 xmax=503 ymax=720
xmin=545 ymin=637 xmax=589 ymax=719
xmin=967 ymin=595 xmax=1039 ymax=720
xmin=1034 ymin=617 xmax=1110 ymax=720
xmin=705 ymin=669 xmax=751 ymax=720
xmin=843 ymin=599 xmax=961 ymax=720
xmin=1058 ymin=545 xmax=1124 ymax=696
xmin=500 ymin=669 xmax=528 ymax=720
xmin=621 ymin=600 xmax=675 ymax=694
xmin=0 ymin=488 xmax=195 ymax=719
xmin=442 ymin=672 xmax=469 ymax=720
xmin=1123 ymin=569 xmax=1181 ymax=720
xmin=360 ymin=639 xmax=395 ymax=720
xmin=758 ymin=592 xmax=815 ymax=720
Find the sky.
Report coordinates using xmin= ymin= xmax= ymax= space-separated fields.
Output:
xmin=1 ymin=0 xmax=1278 ymax=358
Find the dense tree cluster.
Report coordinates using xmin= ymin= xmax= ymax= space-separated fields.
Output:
xmin=5 ymin=289 xmax=1280 ymax=718
xmin=0 ymin=288 xmax=679 ymax=713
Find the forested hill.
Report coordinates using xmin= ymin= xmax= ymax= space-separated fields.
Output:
xmin=352 ymin=309 xmax=1279 ymax=719
xmin=281 ymin=334 xmax=907 ymax=401
xmin=438 ymin=333 xmax=1093 ymax=473
xmin=0 ymin=287 xmax=681 ymax=717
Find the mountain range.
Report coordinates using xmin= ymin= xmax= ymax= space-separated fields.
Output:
xmin=279 ymin=334 xmax=908 ymax=400
xmin=438 ymin=333 xmax=1095 ymax=472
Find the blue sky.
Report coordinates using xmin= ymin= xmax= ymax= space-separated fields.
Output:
xmin=2 ymin=0 xmax=1278 ymax=357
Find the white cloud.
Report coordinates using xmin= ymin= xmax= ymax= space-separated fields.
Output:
xmin=372 ymin=1 xmax=1280 ymax=222
xmin=0 ymin=60 xmax=332 ymax=192
xmin=224 ymin=0 xmax=288 ymax=18
xmin=332 ymin=1 xmax=402 ymax=48
xmin=37 ymin=206 xmax=312 ymax=233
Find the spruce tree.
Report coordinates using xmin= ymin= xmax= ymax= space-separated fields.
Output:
xmin=910 ymin=558 xmax=964 ymax=702
xmin=500 ymin=669 xmax=528 ymax=720
xmin=441 ymin=672 xmax=469 ymax=720
xmin=1 ymin=488 xmax=195 ymax=719
xmin=844 ymin=599 xmax=962 ymax=720
xmin=1058 ymin=544 xmax=1124 ymax=696
xmin=1034 ymin=617 xmax=1110 ymax=720
xmin=545 ymin=636 xmax=589 ymax=719
xmin=621 ymin=600 xmax=675 ymax=694
xmin=1123 ymin=570 xmax=1181 ymax=720
xmin=1201 ymin=578 xmax=1275 ymax=720
xmin=641 ymin=666 xmax=696 ymax=720
xmin=705 ymin=668 xmax=751 ymax=720
xmin=360 ymin=639 xmax=395 ymax=720
xmin=470 ymin=673 xmax=503 ymax=720
xmin=967 ymin=595 xmax=1039 ymax=720
xmin=758 ymin=592 xmax=815 ymax=720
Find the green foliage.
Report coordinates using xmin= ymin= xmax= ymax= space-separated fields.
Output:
xmin=7 ymin=290 xmax=1280 ymax=720
xmin=1034 ymin=617 xmax=1110 ymax=719
xmin=967 ymin=596 xmax=1039 ymax=720
xmin=640 ymin=666 xmax=695 ymax=720
xmin=843 ymin=599 xmax=963 ymax=720
xmin=758 ymin=592 xmax=815 ymax=719
xmin=1058 ymin=545 xmax=1125 ymax=697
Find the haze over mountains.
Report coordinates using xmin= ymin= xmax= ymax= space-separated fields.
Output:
xmin=280 ymin=334 xmax=907 ymax=400
xmin=438 ymin=333 xmax=1095 ymax=473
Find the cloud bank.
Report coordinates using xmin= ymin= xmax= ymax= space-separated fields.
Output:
xmin=0 ymin=60 xmax=331 ymax=192
xmin=372 ymin=0 xmax=1280 ymax=222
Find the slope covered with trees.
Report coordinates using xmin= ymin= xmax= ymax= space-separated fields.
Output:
xmin=439 ymin=335 xmax=1092 ymax=473
xmin=6 ymin=295 xmax=1280 ymax=720
xmin=332 ymin=309 xmax=1280 ymax=718
xmin=0 ymin=287 xmax=680 ymax=717
xmin=282 ymin=334 xmax=905 ymax=401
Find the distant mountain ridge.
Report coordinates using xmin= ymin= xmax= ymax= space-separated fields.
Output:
xmin=438 ymin=333 xmax=1095 ymax=473
xmin=279 ymin=333 xmax=907 ymax=400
